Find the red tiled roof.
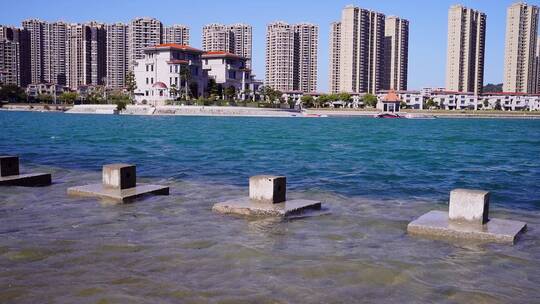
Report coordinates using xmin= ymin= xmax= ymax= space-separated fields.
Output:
xmin=150 ymin=43 xmax=203 ymax=53
xmin=381 ymin=90 xmax=401 ymax=102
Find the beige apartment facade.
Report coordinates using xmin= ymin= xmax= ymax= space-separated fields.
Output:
xmin=106 ymin=22 xmax=128 ymax=89
xmin=384 ymin=16 xmax=409 ymax=91
xmin=337 ymin=6 xmax=385 ymax=94
xmin=128 ymin=17 xmax=162 ymax=70
xmin=329 ymin=22 xmax=341 ymax=94
xmin=265 ymin=21 xmax=318 ymax=93
xmin=202 ymin=23 xmax=252 ymax=69
xmin=163 ymin=24 xmax=190 ymax=46
xmin=503 ymin=2 xmax=539 ymax=93
xmin=445 ymin=5 xmax=486 ymax=95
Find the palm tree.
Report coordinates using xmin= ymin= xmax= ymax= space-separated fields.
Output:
xmin=179 ymin=65 xmax=191 ymax=101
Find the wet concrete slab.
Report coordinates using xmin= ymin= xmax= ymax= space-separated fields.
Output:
xmin=0 ymin=173 xmax=52 ymax=187
xmin=407 ymin=210 xmax=527 ymax=244
xmin=67 ymin=183 xmax=169 ymax=203
xmin=213 ymin=197 xmax=322 ymax=217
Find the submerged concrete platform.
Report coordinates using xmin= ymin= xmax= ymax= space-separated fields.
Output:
xmin=0 ymin=173 xmax=52 ymax=187
xmin=407 ymin=210 xmax=527 ymax=244
xmin=213 ymin=197 xmax=322 ymax=217
xmin=67 ymin=183 xmax=169 ymax=203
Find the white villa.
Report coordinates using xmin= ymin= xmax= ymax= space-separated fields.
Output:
xmin=133 ymin=43 xmax=207 ymax=105
xmin=202 ymin=51 xmax=262 ymax=99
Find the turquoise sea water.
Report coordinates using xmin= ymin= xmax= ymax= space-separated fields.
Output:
xmin=0 ymin=111 xmax=539 ymax=303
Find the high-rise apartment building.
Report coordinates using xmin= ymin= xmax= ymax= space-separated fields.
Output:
xmin=66 ymin=22 xmax=106 ymax=88
xmin=106 ymin=22 xmax=128 ymax=89
xmin=43 ymin=21 xmax=68 ymax=85
xmin=329 ymin=22 xmax=341 ymax=94
xmin=445 ymin=5 xmax=486 ymax=95
xmin=334 ymin=6 xmax=385 ymax=94
xmin=503 ymin=2 xmax=539 ymax=93
xmin=536 ymin=37 xmax=540 ymax=93
xmin=128 ymin=17 xmax=162 ymax=70
xmin=202 ymin=24 xmax=231 ymax=52
xmin=228 ymin=24 xmax=252 ymax=69
xmin=202 ymin=23 xmax=253 ymax=69
xmin=265 ymin=22 xmax=318 ymax=92
xmin=383 ymin=16 xmax=409 ymax=91
xmin=294 ymin=23 xmax=318 ymax=93
xmin=163 ymin=24 xmax=190 ymax=45
xmin=0 ymin=26 xmax=31 ymax=86
xmin=22 ymin=19 xmax=44 ymax=84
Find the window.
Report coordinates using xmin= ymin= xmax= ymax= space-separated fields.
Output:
xmin=151 ymin=78 xmax=154 ymax=84
xmin=146 ymin=78 xmax=149 ymax=84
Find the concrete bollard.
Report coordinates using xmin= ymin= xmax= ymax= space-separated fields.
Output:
xmin=67 ymin=163 xmax=169 ymax=203
xmin=448 ymin=189 xmax=489 ymax=225
xmin=0 ymin=156 xmax=20 ymax=177
xmin=102 ymin=164 xmax=136 ymax=190
xmin=407 ymin=188 xmax=526 ymax=244
xmin=213 ymin=175 xmax=321 ymax=217
xmin=0 ymin=155 xmax=51 ymax=187
xmin=249 ymin=175 xmax=286 ymax=204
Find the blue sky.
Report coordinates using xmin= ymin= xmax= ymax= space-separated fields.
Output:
xmin=0 ymin=0 xmax=534 ymax=92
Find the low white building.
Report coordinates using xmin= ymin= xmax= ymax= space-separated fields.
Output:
xmin=202 ymin=51 xmax=261 ymax=99
xmin=133 ymin=43 xmax=207 ymax=105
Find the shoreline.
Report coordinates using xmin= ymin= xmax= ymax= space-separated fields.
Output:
xmin=2 ymin=104 xmax=540 ymax=119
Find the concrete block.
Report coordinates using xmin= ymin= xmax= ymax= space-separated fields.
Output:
xmin=0 ymin=155 xmax=51 ymax=187
xmin=67 ymin=183 xmax=169 ymax=203
xmin=0 ymin=173 xmax=52 ymax=187
xmin=0 ymin=156 xmax=20 ymax=177
xmin=407 ymin=210 xmax=527 ymax=244
xmin=214 ymin=175 xmax=321 ymax=217
xmin=102 ymin=164 xmax=136 ymax=190
xmin=249 ymin=175 xmax=286 ymax=204
xmin=449 ymin=189 xmax=489 ymax=225
xmin=213 ymin=197 xmax=321 ymax=217
xmin=67 ymin=163 xmax=168 ymax=203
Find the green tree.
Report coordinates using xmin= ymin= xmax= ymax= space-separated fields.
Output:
xmin=483 ymin=99 xmax=489 ymax=109
xmin=58 ymin=92 xmax=78 ymax=104
xmin=242 ymin=88 xmax=252 ymax=101
xmin=179 ymin=65 xmax=191 ymax=100
xmin=125 ymin=71 xmax=137 ymax=104
xmin=169 ymin=84 xmax=179 ymax=100
xmin=337 ymin=93 xmax=351 ymax=102
xmin=0 ymin=84 xmax=27 ymax=102
xmin=86 ymin=88 xmax=106 ymax=104
xmin=363 ymin=94 xmax=378 ymax=108
xmin=207 ymin=78 xmax=219 ymax=98
xmin=494 ymin=100 xmax=502 ymax=111
xmin=301 ymin=95 xmax=315 ymax=108
xmin=37 ymin=93 xmax=53 ymax=104
xmin=317 ymin=94 xmax=329 ymax=108
xmin=424 ymin=98 xmax=437 ymax=109
xmin=224 ymin=86 xmax=236 ymax=100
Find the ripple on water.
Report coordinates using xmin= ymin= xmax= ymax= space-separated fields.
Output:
xmin=0 ymin=113 xmax=539 ymax=302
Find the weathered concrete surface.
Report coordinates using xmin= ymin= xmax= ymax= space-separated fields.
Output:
xmin=449 ymin=189 xmax=490 ymax=224
xmin=102 ymin=164 xmax=136 ymax=190
xmin=213 ymin=197 xmax=321 ymax=217
xmin=0 ymin=173 xmax=52 ymax=187
xmin=249 ymin=175 xmax=286 ymax=204
xmin=0 ymin=156 xmax=20 ymax=176
xmin=67 ymin=183 xmax=169 ymax=203
xmin=408 ymin=210 xmax=527 ymax=244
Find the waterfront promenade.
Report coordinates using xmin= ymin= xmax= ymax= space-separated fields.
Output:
xmin=2 ymin=103 xmax=540 ymax=119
